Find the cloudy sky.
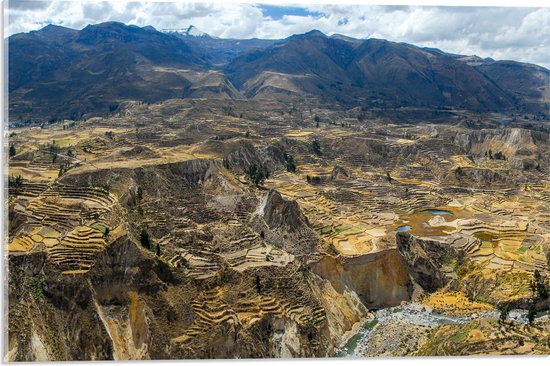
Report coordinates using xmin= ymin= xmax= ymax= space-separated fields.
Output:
xmin=7 ymin=1 xmax=550 ymax=68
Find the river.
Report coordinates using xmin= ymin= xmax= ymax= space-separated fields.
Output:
xmin=335 ymin=303 xmax=548 ymax=357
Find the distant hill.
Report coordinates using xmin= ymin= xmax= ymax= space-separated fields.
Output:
xmin=225 ymin=31 xmax=521 ymax=112
xmin=474 ymin=60 xmax=550 ymax=113
xmin=9 ymin=22 xmax=207 ymax=121
xmin=8 ymin=22 xmax=550 ymax=122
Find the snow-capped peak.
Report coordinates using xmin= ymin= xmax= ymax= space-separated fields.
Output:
xmin=185 ymin=25 xmax=208 ymax=37
xmin=160 ymin=25 xmax=210 ymax=37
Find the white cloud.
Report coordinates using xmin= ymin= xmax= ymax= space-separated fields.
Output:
xmin=7 ymin=1 xmax=550 ymax=68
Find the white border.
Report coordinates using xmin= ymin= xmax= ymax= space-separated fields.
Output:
xmin=1 ymin=1 xmax=549 ymax=365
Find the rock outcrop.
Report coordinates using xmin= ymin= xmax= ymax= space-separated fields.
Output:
xmin=252 ymin=189 xmax=321 ymax=257
xmin=312 ymin=250 xmax=412 ymax=309
xmin=330 ymin=165 xmax=351 ymax=181
xmin=450 ymin=166 xmax=508 ymax=188
xmin=224 ymin=141 xmax=286 ymax=175
xmin=454 ymin=128 xmax=549 ymax=171
xmin=396 ymin=232 xmax=457 ymax=293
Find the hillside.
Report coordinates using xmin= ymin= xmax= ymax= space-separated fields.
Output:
xmin=9 ymin=22 xmax=207 ymax=121
xmin=8 ymin=22 xmax=550 ymax=122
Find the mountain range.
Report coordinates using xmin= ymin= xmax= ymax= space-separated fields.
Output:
xmin=9 ymin=21 xmax=550 ymax=122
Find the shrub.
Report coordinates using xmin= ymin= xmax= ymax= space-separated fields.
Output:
xmin=246 ymin=163 xmax=269 ymax=186
xmin=284 ymin=152 xmax=297 ymax=173
xmin=531 ymin=270 xmax=549 ymax=300
xmin=140 ymin=228 xmax=151 ymax=249
xmin=527 ymin=303 xmax=536 ymax=325
xmin=499 ymin=304 xmax=510 ymax=324
xmin=255 ymin=275 xmax=262 ymax=293
xmin=311 ymin=140 xmax=322 ymax=156
xmin=9 ymin=175 xmax=24 ymax=188
xmin=136 ymin=187 xmax=143 ymax=202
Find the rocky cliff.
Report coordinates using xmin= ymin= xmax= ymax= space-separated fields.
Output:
xmin=454 ymin=128 xmax=549 ymax=171
xmin=312 ymin=250 xmax=412 ymax=309
xmin=252 ymin=189 xmax=321 ymax=257
xmin=396 ymin=232 xmax=457 ymax=293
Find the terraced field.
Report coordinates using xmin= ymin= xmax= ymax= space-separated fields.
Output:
xmin=171 ymin=288 xmax=325 ymax=346
xmin=9 ymin=169 xmax=122 ymax=275
xmin=7 ymin=99 xmax=550 ymax=360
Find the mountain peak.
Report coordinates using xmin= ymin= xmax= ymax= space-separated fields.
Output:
xmin=286 ymin=29 xmax=326 ymax=42
xmin=142 ymin=25 xmax=157 ymax=32
xmin=186 ymin=25 xmax=208 ymax=37
xmin=160 ymin=25 xmax=211 ymax=38
xmin=25 ymin=24 xmax=78 ymax=43
xmin=304 ymin=29 xmax=326 ymax=37
xmin=37 ymin=24 xmax=68 ymax=32
xmin=86 ymin=21 xmax=130 ymax=30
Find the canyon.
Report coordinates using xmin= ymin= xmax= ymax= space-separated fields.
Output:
xmin=7 ymin=98 xmax=550 ymax=359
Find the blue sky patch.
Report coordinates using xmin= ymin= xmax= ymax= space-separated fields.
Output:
xmin=257 ymin=4 xmax=322 ymax=20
